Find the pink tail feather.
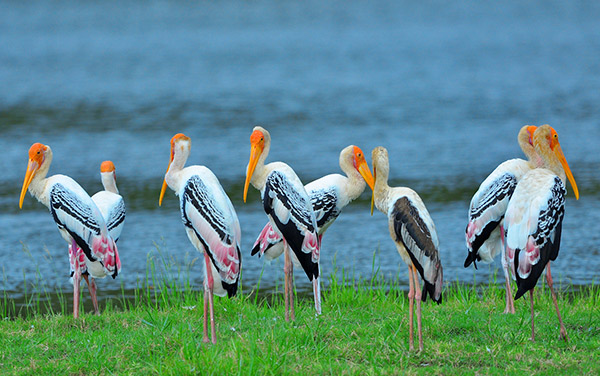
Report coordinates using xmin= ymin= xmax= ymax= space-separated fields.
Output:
xmin=92 ymin=235 xmax=120 ymax=278
xmin=252 ymin=222 xmax=283 ymax=257
xmin=302 ymin=230 xmax=320 ymax=264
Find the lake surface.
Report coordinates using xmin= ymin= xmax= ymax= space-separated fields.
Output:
xmin=1 ymin=1 xmax=599 ymax=304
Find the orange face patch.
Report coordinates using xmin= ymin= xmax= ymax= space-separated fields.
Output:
xmin=100 ymin=160 xmax=115 ymax=173
xmin=250 ymin=129 xmax=265 ymax=145
xmin=28 ymin=143 xmax=47 ymax=164
xmin=352 ymin=146 xmax=365 ymax=167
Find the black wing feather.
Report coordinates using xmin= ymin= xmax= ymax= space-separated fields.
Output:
xmin=514 ymin=177 xmax=565 ymax=300
xmin=393 ymin=197 xmax=442 ymax=304
xmin=263 ymin=171 xmax=318 ymax=281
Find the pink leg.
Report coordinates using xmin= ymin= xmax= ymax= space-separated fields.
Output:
xmin=204 ymin=252 xmax=216 ymax=344
xmin=546 ymin=263 xmax=568 ymax=341
xmin=412 ymin=266 xmax=424 ymax=352
xmin=530 ymin=289 xmax=535 ymax=342
xmin=284 ymin=243 xmax=291 ymax=322
xmin=202 ymin=287 xmax=209 ymax=343
xmin=288 ymin=250 xmax=295 ymax=321
xmin=407 ymin=266 xmax=415 ymax=351
xmin=500 ymin=229 xmax=515 ymax=314
xmin=73 ymin=267 xmax=81 ymax=319
xmin=70 ymin=241 xmax=81 ymax=319
xmin=83 ymin=274 xmax=99 ymax=315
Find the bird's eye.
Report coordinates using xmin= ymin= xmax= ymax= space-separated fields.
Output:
xmin=37 ymin=151 xmax=40 ymax=154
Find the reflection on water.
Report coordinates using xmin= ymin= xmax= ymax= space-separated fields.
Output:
xmin=1 ymin=1 xmax=600 ymax=306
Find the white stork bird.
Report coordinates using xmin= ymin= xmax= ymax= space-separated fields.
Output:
xmin=159 ymin=133 xmax=241 ymax=344
xmin=504 ymin=124 xmax=579 ymax=341
xmin=251 ymin=145 xmax=374 ymax=261
xmin=19 ymin=143 xmax=120 ymax=318
xmin=72 ymin=160 xmax=125 ymax=314
xmin=371 ymin=146 xmax=443 ymax=352
xmin=464 ymin=125 xmax=540 ymax=314
xmin=243 ymin=126 xmax=321 ymax=321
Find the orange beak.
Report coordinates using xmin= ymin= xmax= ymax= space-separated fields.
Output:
xmin=158 ymin=146 xmax=174 ymax=206
xmin=19 ymin=159 xmax=39 ymax=209
xmin=553 ymin=142 xmax=579 ymax=200
xmin=244 ymin=142 xmax=262 ymax=203
xmin=357 ymin=158 xmax=375 ymax=192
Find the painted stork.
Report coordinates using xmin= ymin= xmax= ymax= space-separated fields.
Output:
xmin=243 ymin=126 xmax=321 ymax=321
xmin=159 ymin=133 xmax=241 ymax=344
xmin=371 ymin=146 xmax=443 ymax=352
xmin=251 ymin=145 xmax=374 ymax=262
xmin=464 ymin=125 xmax=540 ymax=314
xmin=504 ymin=124 xmax=579 ymax=341
xmin=74 ymin=160 xmax=126 ymax=314
xmin=19 ymin=143 xmax=120 ymax=318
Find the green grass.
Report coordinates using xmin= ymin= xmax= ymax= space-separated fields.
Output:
xmin=1 ymin=248 xmax=599 ymax=375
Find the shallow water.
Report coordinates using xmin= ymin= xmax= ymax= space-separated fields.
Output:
xmin=1 ymin=1 xmax=599 ymax=305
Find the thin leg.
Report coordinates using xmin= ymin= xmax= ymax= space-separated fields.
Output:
xmin=407 ymin=265 xmax=415 ymax=351
xmin=203 ymin=252 xmax=216 ymax=344
xmin=284 ymin=243 xmax=290 ymax=322
xmin=73 ymin=267 xmax=81 ymax=319
xmin=83 ymin=274 xmax=99 ymax=315
xmin=412 ymin=266 xmax=424 ymax=352
xmin=203 ymin=287 xmax=209 ymax=343
xmin=313 ymin=276 xmax=322 ymax=315
xmin=546 ymin=263 xmax=568 ymax=341
xmin=208 ymin=286 xmax=216 ymax=344
xmin=501 ymin=235 xmax=515 ymax=314
xmin=288 ymin=251 xmax=295 ymax=321
xmin=529 ymin=288 xmax=535 ymax=342
xmin=70 ymin=241 xmax=81 ymax=319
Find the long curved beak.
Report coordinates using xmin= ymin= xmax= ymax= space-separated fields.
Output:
xmin=158 ymin=151 xmax=174 ymax=206
xmin=357 ymin=159 xmax=375 ymax=192
xmin=370 ymin=166 xmax=376 ymax=215
xmin=19 ymin=159 xmax=39 ymax=209
xmin=554 ymin=143 xmax=579 ymax=200
xmin=243 ymin=144 xmax=261 ymax=203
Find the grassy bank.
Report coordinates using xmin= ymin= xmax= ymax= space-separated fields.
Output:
xmin=1 ymin=263 xmax=599 ymax=375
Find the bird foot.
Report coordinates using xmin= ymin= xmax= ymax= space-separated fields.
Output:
xmin=560 ymin=329 xmax=569 ymax=342
xmin=202 ymin=336 xmax=210 ymax=344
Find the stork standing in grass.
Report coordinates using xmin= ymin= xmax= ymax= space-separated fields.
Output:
xmin=504 ymin=125 xmax=579 ymax=341
xmin=371 ymin=146 xmax=443 ymax=352
xmin=159 ymin=133 xmax=241 ymax=344
xmin=243 ymin=126 xmax=321 ymax=321
xmin=464 ymin=125 xmax=540 ymax=314
xmin=19 ymin=143 xmax=120 ymax=318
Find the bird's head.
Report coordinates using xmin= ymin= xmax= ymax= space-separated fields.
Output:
xmin=244 ymin=126 xmax=268 ymax=203
xmin=350 ymin=146 xmax=375 ymax=191
xmin=534 ymin=125 xmax=579 ymax=200
xmin=159 ymin=133 xmax=191 ymax=206
xmin=19 ymin=143 xmax=49 ymax=209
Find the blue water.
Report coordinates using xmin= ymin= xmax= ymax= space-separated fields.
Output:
xmin=1 ymin=1 xmax=599 ymax=302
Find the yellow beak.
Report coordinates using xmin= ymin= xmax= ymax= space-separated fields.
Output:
xmin=370 ymin=166 xmax=376 ymax=216
xmin=243 ymin=143 xmax=261 ymax=203
xmin=554 ymin=143 xmax=579 ymax=200
xmin=19 ymin=159 xmax=39 ymax=209
xmin=357 ymin=159 xmax=375 ymax=192
xmin=158 ymin=150 xmax=174 ymax=206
